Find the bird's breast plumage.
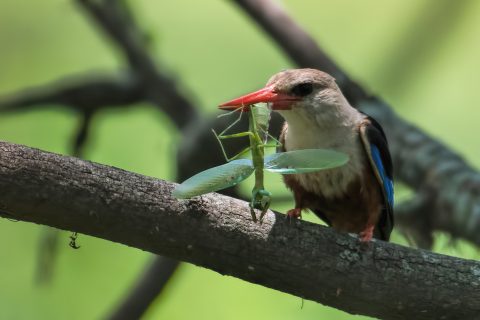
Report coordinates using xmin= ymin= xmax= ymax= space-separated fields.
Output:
xmin=280 ymin=121 xmax=367 ymax=199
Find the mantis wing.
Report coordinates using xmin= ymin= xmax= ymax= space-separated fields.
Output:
xmin=251 ymin=104 xmax=271 ymax=142
xmin=173 ymin=159 xmax=254 ymax=199
xmin=264 ymin=149 xmax=349 ymax=174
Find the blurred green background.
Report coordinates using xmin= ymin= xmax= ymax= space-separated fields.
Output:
xmin=1 ymin=0 xmax=480 ymax=319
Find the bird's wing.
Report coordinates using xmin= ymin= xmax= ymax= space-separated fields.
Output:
xmin=359 ymin=116 xmax=394 ymax=241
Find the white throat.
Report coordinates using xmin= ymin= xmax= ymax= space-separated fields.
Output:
xmin=277 ymin=101 xmax=366 ymax=198
xmin=278 ymin=101 xmax=363 ymax=151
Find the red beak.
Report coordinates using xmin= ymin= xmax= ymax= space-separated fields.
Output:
xmin=219 ymin=85 xmax=299 ymax=111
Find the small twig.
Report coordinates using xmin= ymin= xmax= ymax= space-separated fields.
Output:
xmin=72 ymin=110 xmax=94 ymax=158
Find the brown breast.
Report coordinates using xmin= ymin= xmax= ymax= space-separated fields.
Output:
xmin=279 ymin=122 xmax=383 ymax=234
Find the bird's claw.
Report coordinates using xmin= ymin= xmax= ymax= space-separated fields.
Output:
xmin=286 ymin=208 xmax=302 ymax=221
xmin=359 ymin=225 xmax=374 ymax=242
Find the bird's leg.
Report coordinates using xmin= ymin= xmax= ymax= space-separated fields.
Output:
xmin=286 ymin=189 xmax=303 ymax=220
xmin=359 ymin=210 xmax=378 ymax=242
xmin=359 ymin=225 xmax=374 ymax=242
xmin=286 ymin=208 xmax=302 ymax=220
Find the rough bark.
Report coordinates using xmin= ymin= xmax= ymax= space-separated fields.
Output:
xmin=0 ymin=141 xmax=479 ymax=320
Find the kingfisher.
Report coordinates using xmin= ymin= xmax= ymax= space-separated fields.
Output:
xmin=219 ymin=68 xmax=394 ymax=242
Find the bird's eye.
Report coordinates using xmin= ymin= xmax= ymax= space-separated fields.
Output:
xmin=290 ymin=83 xmax=314 ymax=97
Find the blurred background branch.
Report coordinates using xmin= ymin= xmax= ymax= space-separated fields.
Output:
xmin=76 ymin=0 xmax=200 ymax=129
xmin=107 ymin=256 xmax=179 ymax=320
xmin=373 ymin=0 xmax=473 ymax=93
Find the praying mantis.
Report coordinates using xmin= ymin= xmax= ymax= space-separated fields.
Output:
xmin=214 ymin=104 xmax=278 ymax=221
xmin=173 ymin=104 xmax=349 ymax=222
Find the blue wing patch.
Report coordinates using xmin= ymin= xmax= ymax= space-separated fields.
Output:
xmin=359 ymin=116 xmax=394 ymax=241
xmin=371 ymin=145 xmax=394 ymax=207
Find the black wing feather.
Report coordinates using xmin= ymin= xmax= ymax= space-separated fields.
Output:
xmin=364 ymin=115 xmax=394 ymax=241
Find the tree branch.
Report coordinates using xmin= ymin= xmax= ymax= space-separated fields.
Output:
xmin=3 ymin=0 xmax=479 ymax=247
xmin=0 ymin=140 xmax=478 ymax=320
xmin=231 ymin=0 xmax=480 ymax=247
xmin=0 ymin=72 xmax=143 ymax=113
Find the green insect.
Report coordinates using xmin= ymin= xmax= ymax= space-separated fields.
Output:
xmin=173 ymin=104 xmax=349 ymax=222
xmin=213 ymin=104 xmax=279 ymax=221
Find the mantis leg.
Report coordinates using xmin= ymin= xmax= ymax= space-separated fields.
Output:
xmin=250 ymin=188 xmax=272 ymax=222
xmin=267 ymin=132 xmax=282 ymax=145
xmin=249 ymin=207 xmax=258 ymax=222
xmin=258 ymin=143 xmax=281 ymax=149
xmin=219 ymin=145 xmax=252 ymax=162
xmin=216 ymin=131 xmax=255 ymax=140
xmin=259 ymin=128 xmax=283 ymax=147
xmin=216 ymin=108 xmax=245 ymax=136
xmin=212 ymin=129 xmax=256 ymax=162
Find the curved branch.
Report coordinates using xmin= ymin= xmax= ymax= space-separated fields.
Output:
xmin=72 ymin=109 xmax=94 ymax=157
xmin=0 ymin=141 xmax=478 ymax=320
xmin=0 ymin=72 xmax=143 ymax=113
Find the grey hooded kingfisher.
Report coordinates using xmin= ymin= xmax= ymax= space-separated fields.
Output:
xmin=219 ymin=68 xmax=394 ymax=242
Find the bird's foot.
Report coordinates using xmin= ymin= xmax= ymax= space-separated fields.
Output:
xmin=286 ymin=208 xmax=302 ymax=221
xmin=359 ymin=225 xmax=374 ymax=242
